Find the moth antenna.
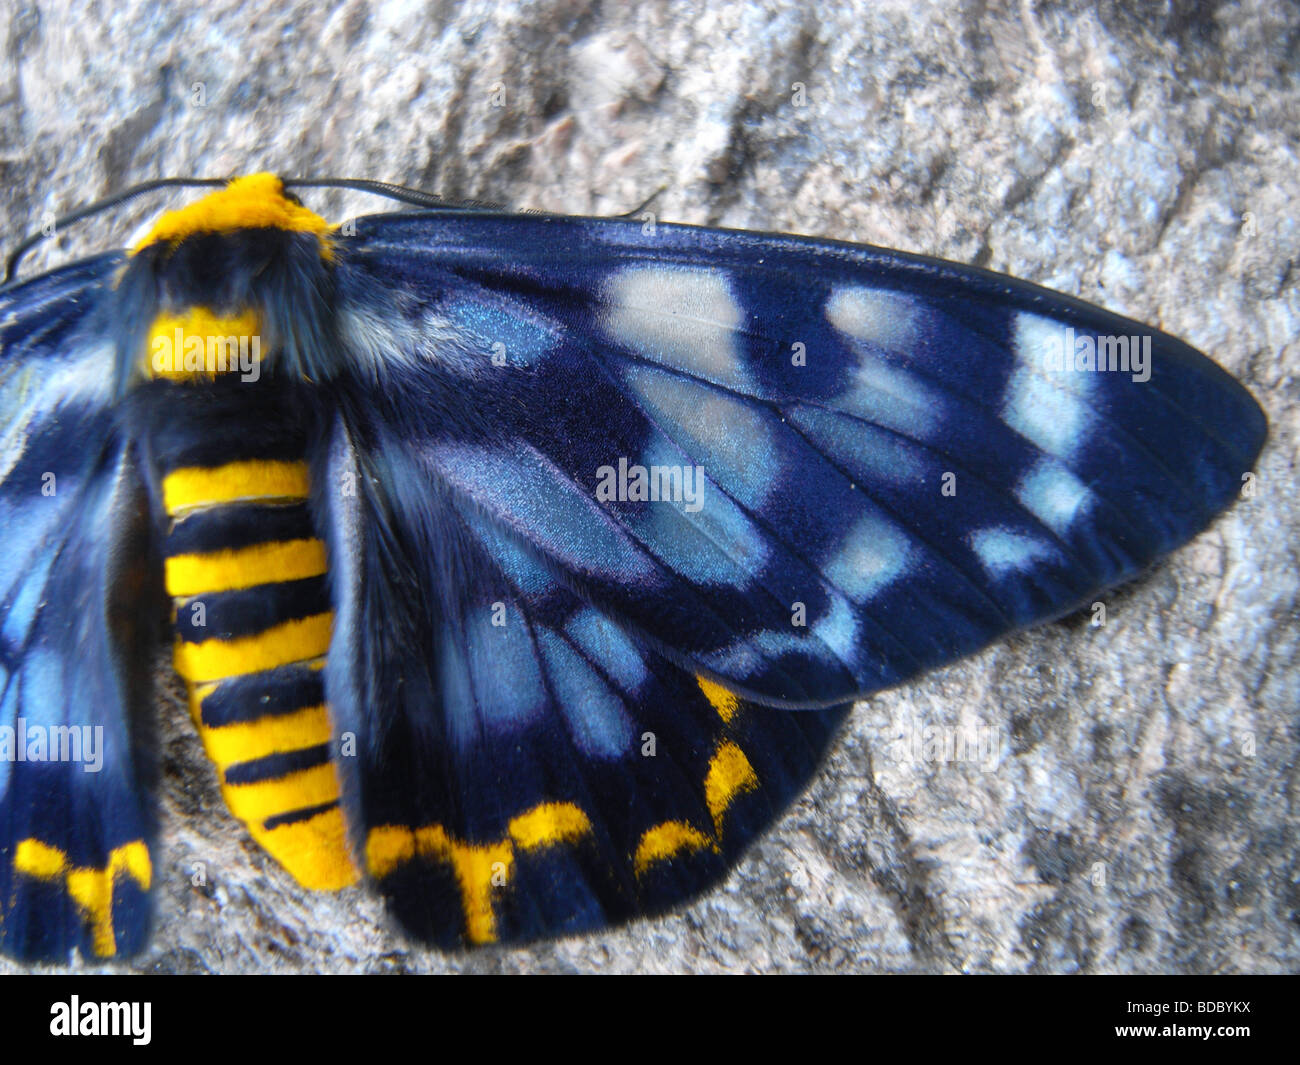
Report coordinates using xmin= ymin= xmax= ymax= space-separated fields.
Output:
xmin=3 ymin=177 xmax=229 ymax=284
xmin=617 ymin=185 xmax=669 ymax=219
xmin=283 ymin=177 xmax=509 ymax=214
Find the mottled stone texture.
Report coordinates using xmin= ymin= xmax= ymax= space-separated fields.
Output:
xmin=0 ymin=0 xmax=1296 ymax=973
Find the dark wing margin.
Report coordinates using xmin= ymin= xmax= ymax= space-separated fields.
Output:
xmin=0 ymin=258 xmax=160 ymax=961
xmin=313 ymin=408 xmax=848 ymax=947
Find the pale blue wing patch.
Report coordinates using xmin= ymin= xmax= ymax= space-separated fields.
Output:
xmin=563 ymin=607 xmax=649 ymax=694
xmin=1014 ymin=459 xmax=1094 ymax=537
xmin=696 ymin=586 xmax=864 ymax=682
xmin=785 ymin=404 xmax=927 ymax=485
xmin=824 ymin=343 xmax=944 ymax=441
xmin=809 ymin=596 xmax=860 ymax=664
xmin=336 ymin=277 xmax=558 ymax=380
xmin=1002 ymin=312 xmax=1098 ymax=461
xmin=537 ymin=630 xmax=637 ymax=761
xmin=823 ymin=286 xmax=944 ymax=440
xmin=439 ymin=293 xmax=556 ymax=370
xmin=441 ymin=605 xmax=551 ymax=750
xmin=969 ymin=527 xmax=1059 ymax=578
xmin=602 ymin=265 xmax=754 ymax=391
xmin=433 ymin=441 xmax=659 ymax=584
xmin=621 ymin=438 xmax=770 ymax=587
xmin=824 ymin=285 xmax=924 ymax=354
xmin=459 ymin=507 xmax=560 ymax=597
xmin=438 ymin=625 xmax=478 ymax=750
xmin=0 ymin=501 xmax=61 ymax=644
xmin=622 ymin=363 xmax=782 ymax=509
xmin=822 ymin=511 xmax=914 ymax=602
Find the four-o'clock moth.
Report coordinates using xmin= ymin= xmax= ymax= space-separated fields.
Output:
xmin=0 ymin=173 xmax=1265 ymax=960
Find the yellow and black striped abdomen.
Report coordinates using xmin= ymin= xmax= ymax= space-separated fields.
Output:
xmin=162 ymin=458 xmax=358 ymax=890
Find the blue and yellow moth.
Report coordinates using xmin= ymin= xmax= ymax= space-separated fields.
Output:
xmin=0 ymin=173 xmax=1266 ymax=960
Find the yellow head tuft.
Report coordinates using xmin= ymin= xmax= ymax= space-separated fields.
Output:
xmin=131 ymin=173 xmax=331 ymax=255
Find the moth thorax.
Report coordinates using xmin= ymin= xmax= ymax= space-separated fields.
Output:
xmin=145 ymin=305 xmax=266 ymax=384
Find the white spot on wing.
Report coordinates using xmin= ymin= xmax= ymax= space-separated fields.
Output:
xmin=824 ymin=513 xmax=911 ymax=602
xmin=811 ymin=596 xmax=859 ymax=661
xmin=825 ymin=286 xmax=921 ymax=353
xmin=829 ymin=348 xmax=942 ymax=441
xmin=969 ymin=527 xmax=1057 ymax=577
xmin=1003 ymin=313 xmax=1095 ymax=460
xmin=1016 ymin=459 xmax=1093 ymax=536
xmin=603 ymin=266 xmax=752 ymax=389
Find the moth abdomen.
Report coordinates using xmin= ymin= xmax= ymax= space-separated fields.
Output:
xmin=147 ymin=381 xmax=356 ymax=891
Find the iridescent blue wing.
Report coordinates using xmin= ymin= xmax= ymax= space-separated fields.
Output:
xmin=0 ymin=255 xmax=159 ymax=961
xmin=327 ymin=213 xmax=1266 ymax=706
xmin=316 ymin=413 xmax=848 ymax=946
xmin=318 ymin=211 xmax=1263 ymax=945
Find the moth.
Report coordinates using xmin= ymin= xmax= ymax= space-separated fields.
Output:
xmin=0 ymin=173 xmax=1266 ymax=960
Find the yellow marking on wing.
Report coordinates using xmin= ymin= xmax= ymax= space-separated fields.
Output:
xmin=508 ymin=802 xmax=593 ymax=851
xmin=366 ymin=826 xmax=417 ymax=879
xmin=166 ymin=539 xmax=327 ymax=596
xmin=162 ymin=459 xmax=310 ymax=515
xmin=696 ymin=674 xmax=740 ymax=722
xmin=221 ymin=761 xmax=341 ymax=823
xmin=366 ymin=824 xmax=514 ymax=944
xmin=365 ymin=802 xmax=595 ymax=944
xmin=634 ymin=738 xmax=761 ymax=878
xmin=249 ymin=806 xmax=359 ymax=891
xmin=173 ymin=611 xmax=334 ymax=682
xmin=360 ymin=723 xmax=761 ymax=928
xmin=199 ymin=704 xmax=333 ymax=767
xmin=448 ymin=841 xmax=514 ymax=945
xmin=365 ymin=741 xmax=764 ymax=924
xmin=146 ymin=306 xmax=262 ymax=380
xmin=66 ymin=869 xmax=122 ymax=957
xmin=633 ymin=821 xmax=715 ymax=876
xmin=132 ymin=173 xmax=332 ymax=256
xmin=704 ymin=741 xmax=759 ymax=837
xmin=12 ymin=840 xmax=151 ymax=957
xmin=13 ymin=838 xmax=66 ymax=879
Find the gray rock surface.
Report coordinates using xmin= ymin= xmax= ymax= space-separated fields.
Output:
xmin=0 ymin=0 xmax=1296 ymax=973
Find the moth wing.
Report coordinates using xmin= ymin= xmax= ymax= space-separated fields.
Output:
xmin=315 ymin=211 xmax=1265 ymax=946
xmin=0 ymin=257 xmax=159 ymax=960
xmin=314 ymin=412 xmax=848 ymax=946
xmin=325 ymin=213 xmax=1266 ymax=708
